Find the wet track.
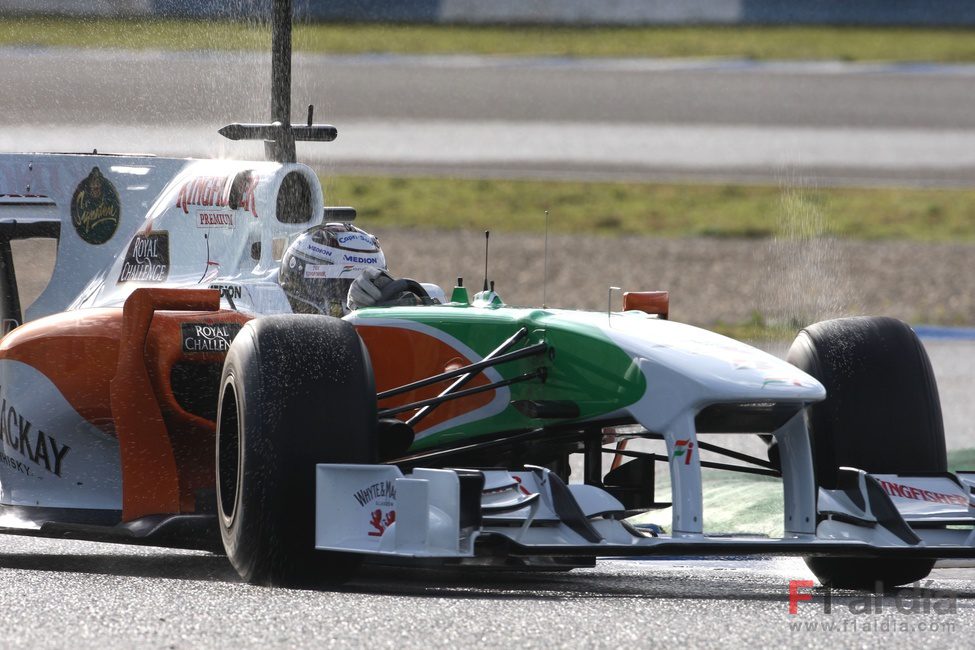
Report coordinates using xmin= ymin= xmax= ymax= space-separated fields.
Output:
xmin=0 ymin=336 xmax=971 ymax=648
xmin=3 ymin=45 xmax=975 ymax=646
xmin=2 ymin=535 xmax=973 ymax=649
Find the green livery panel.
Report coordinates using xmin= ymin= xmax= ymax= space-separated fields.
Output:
xmin=352 ymin=305 xmax=647 ymax=450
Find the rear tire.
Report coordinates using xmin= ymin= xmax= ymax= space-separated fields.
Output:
xmin=216 ymin=315 xmax=377 ymax=586
xmin=787 ymin=316 xmax=945 ymax=590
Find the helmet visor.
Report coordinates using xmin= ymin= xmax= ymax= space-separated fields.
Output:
xmin=287 ymin=277 xmax=354 ymax=316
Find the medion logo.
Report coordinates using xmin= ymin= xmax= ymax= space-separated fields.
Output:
xmin=343 ymin=254 xmax=379 ymax=265
xmin=210 ymin=284 xmax=243 ymax=301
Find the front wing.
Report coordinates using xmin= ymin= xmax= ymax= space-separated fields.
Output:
xmin=316 ymin=464 xmax=975 ymax=563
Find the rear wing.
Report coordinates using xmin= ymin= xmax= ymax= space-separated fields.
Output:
xmin=0 ymin=154 xmax=188 ymax=323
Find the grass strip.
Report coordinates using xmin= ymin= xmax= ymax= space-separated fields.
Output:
xmin=634 ymin=448 xmax=975 ymax=536
xmin=710 ymin=313 xmax=801 ymax=342
xmin=4 ymin=18 xmax=975 ymax=63
xmin=323 ymin=175 xmax=975 ymax=242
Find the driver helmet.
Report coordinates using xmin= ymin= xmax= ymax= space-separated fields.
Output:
xmin=279 ymin=223 xmax=386 ymax=316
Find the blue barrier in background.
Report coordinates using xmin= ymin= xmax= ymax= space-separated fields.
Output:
xmin=740 ymin=0 xmax=975 ymax=26
xmin=3 ymin=0 xmax=974 ymax=26
xmin=298 ymin=0 xmax=440 ymax=22
xmin=149 ymin=0 xmax=268 ymax=19
xmin=914 ymin=326 xmax=975 ymax=341
xmin=149 ymin=0 xmax=440 ymax=21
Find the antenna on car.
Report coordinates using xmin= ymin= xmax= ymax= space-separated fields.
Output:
xmin=217 ymin=0 xmax=338 ymax=163
xmin=542 ymin=210 xmax=549 ymax=309
xmin=483 ymin=230 xmax=490 ymax=292
xmin=608 ymin=286 xmax=621 ymax=325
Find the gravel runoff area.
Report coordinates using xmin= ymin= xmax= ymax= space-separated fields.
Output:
xmin=375 ymin=229 xmax=975 ymax=329
xmin=11 ymin=233 xmax=975 ymax=329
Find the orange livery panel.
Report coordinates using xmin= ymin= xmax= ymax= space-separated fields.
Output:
xmin=0 ymin=289 xmax=252 ymax=519
xmin=357 ymin=325 xmax=494 ymax=434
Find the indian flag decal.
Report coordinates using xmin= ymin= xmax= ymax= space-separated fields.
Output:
xmin=673 ymin=439 xmax=694 ymax=465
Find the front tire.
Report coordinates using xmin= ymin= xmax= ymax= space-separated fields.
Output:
xmin=216 ymin=315 xmax=377 ymax=586
xmin=788 ymin=316 xmax=945 ymax=590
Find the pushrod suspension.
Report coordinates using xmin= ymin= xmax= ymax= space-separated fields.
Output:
xmin=378 ymin=341 xmax=548 ymax=401
xmin=379 ymin=369 xmax=545 ymax=420
xmin=406 ymin=327 xmax=531 ymax=427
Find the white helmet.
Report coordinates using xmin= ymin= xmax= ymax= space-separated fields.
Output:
xmin=279 ymin=223 xmax=386 ymax=316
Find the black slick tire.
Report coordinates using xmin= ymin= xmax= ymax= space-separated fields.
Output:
xmin=216 ymin=314 xmax=377 ymax=586
xmin=787 ymin=316 xmax=945 ymax=590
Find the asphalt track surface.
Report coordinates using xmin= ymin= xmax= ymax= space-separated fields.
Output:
xmin=4 ymin=48 xmax=975 ymax=186
xmin=4 ymin=46 xmax=975 ymax=647
xmin=2 ymin=535 xmax=974 ymax=649
xmin=0 ymin=336 xmax=969 ymax=649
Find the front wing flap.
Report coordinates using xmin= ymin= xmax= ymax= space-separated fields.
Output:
xmin=316 ymin=464 xmax=975 ymax=563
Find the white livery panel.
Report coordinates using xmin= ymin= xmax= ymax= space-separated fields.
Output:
xmin=0 ymin=153 xmax=327 ymax=320
xmin=0 ymin=359 xmax=120 ymax=510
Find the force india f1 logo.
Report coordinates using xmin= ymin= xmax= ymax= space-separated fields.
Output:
xmin=0 ymin=391 xmax=70 ymax=477
xmin=672 ymin=439 xmax=695 ymax=465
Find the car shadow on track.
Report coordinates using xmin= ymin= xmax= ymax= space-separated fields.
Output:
xmin=341 ymin=563 xmax=975 ymax=603
xmin=343 ymin=564 xmax=779 ymax=602
xmin=0 ymin=548 xmax=796 ymax=600
xmin=3 ymin=545 xmax=974 ymax=606
xmin=0 ymin=551 xmax=239 ymax=582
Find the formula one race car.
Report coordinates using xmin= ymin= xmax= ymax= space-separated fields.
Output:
xmin=1 ymin=1 xmax=973 ymax=591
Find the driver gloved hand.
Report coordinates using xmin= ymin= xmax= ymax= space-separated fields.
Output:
xmin=348 ymin=267 xmax=389 ymax=309
xmin=347 ymin=267 xmax=420 ymax=311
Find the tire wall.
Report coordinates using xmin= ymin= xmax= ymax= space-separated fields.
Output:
xmin=4 ymin=0 xmax=975 ymax=27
